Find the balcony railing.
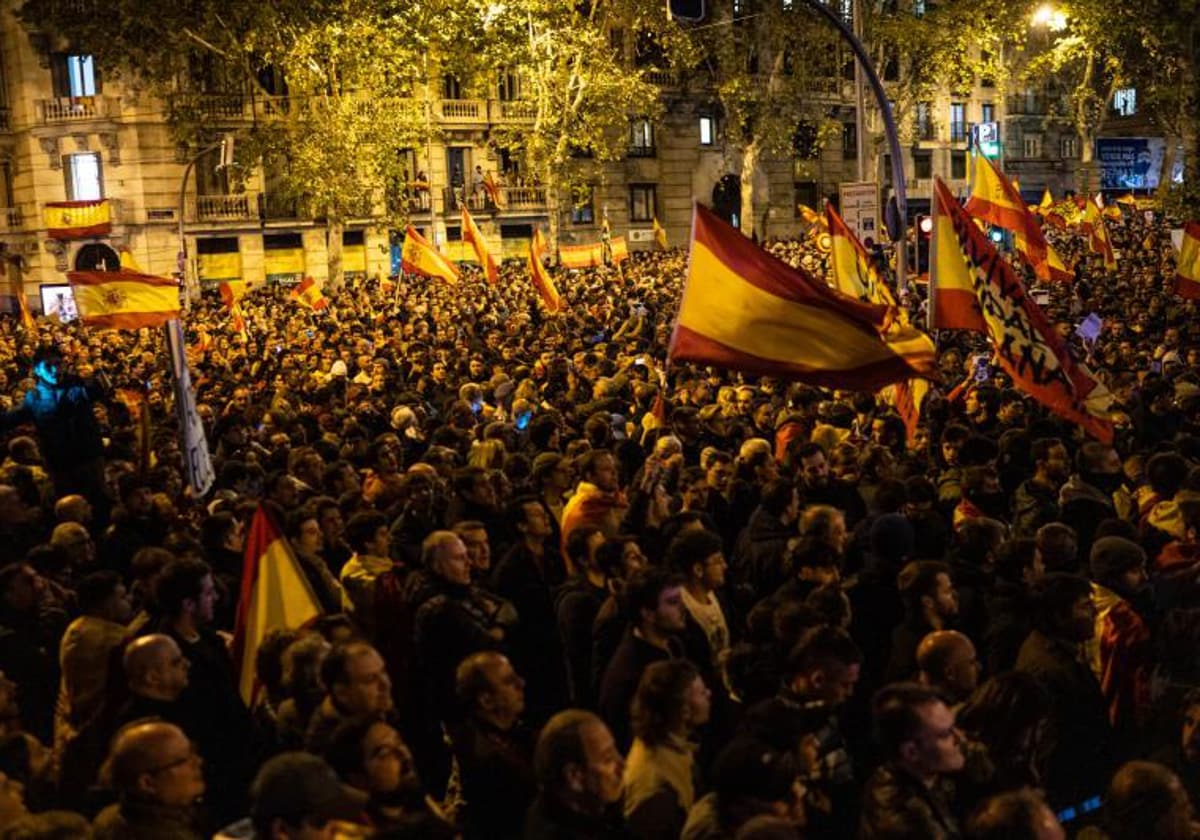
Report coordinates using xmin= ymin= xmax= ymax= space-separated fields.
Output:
xmin=915 ymin=123 xmax=937 ymax=141
xmin=441 ymin=185 xmax=546 ymax=213
xmin=38 ymin=96 xmax=117 ymax=124
xmin=949 ymin=123 xmax=967 ymax=143
xmin=489 ymin=99 xmax=537 ymax=122
xmin=627 ymin=144 xmax=657 ymax=158
xmin=259 ymin=193 xmax=302 ymax=220
xmin=437 ymin=99 xmax=486 ymax=123
xmin=195 ymin=193 xmax=257 ymax=222
xmin=643 ymin=70 xmax=676 ymax=87
xmin=169 ymin=93 xmax=251 ymax=121
xmin=501 ymin=186 xmax=546 ymax=209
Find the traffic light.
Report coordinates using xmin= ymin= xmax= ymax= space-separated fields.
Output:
xmin=915 ymin=215 xmax=933 ymax=273
xmin=667 ymin=0 xmax=705 ymax=22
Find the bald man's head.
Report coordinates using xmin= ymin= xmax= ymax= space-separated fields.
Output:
xmin=104 ymin=721 xmax=204 ymax=805
xmin=916 ymin=630 xmax=980 ymax=702
xmin=123 ymin=634 xmax=189 ymax=701
xmin=54 ymin=494 xmax=93 ymax=524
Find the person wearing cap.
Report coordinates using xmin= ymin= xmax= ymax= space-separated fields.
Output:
xmin=524 ymin=710 xmax=626 ymax=839
xmin=216 ymin=751 xmax=367 ymax=840
xmin=92 ymin=721 xmax=206 ymax=839
xmin=1086 ymin=536 xmax=1153 ymax=734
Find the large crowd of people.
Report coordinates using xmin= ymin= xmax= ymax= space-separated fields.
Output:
xmin=0 ymin=202 xmax=1194 ymax=839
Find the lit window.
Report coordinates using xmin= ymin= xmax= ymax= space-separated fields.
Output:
xmin=629 ymin=184 xmax=656 ymax=222
xmin=1113 ymin=88 xmax=1137 ymax=116
xmin=699 ymin=116 xmax=715 ymax=146
xmin=67 ymin=55 xmax=96 ymax=97
xmin=64 ymin=152 xmax=103 ymax=200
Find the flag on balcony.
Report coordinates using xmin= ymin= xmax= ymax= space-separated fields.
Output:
xmin=461 ymin=206 xmax=499 ymax=285
xmin=1082 ymin=199 xmax=1117 ymax=270
xmin=482 ymin=172 xmax=506 ymax=209
xmin=669 ymin=203 xmax=935 ymax=391
xmin=401 ymin=225 xmax=459 ymax=284
xmin=529 ymin=229 xmax=562 ymax=314
xmin=44 ymin=199 xmax=112 ymax=240
xmin=929 ymin=178 xmax=1112 ymax=442
xmin=67 ymin=269 xmax=180 ymax=329
xmin=653 ymin=217 xmax=668 ymax=250
xmin=290 ymin=276 xmax=328 ymax=312
xmin=1174 ymin=222 xmax=1200 ymax=300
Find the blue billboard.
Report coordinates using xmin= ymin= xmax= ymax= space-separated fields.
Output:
xmin=1095 ymin=137 xmax=1166 ymax=190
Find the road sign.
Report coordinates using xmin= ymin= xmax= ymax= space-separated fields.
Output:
xmin=839 ymin=181 xmax=880 ymax=244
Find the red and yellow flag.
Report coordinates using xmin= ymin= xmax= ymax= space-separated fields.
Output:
xmin=218 ymin=282 xmax=249 ymax=336
xmin=461 ymin=206 xmax=499 ymax=285
xmin=401 ymin=225 xmax=459 ymax=284
xmin=929 ymin=178 xmax=1112 ymax=442
xmin=44 ymin=199 xmax=112 ymax=240
xmin=669 ymin=204 xmax=935 ymax=391
xmin=965 ymin=155 xmax=1048 ymax=270
xmin=232 ymin=505 xmax=323 ymax=705
xmin=653 ymin=217 xmax=668 ymax=250
xmin=559 ymin=241 xmax=603 ymax=269
xmin=611 ymin=235 xmax=629 ymax=264
xmin=67 ymin=269 xmax=180 ymax=329
xmin=529 ymin=229 xmax=562 ymax=313
xmin=1174 ymin=221 xmax=1200 ymax=300
xmin=1035 ymin=188 xmax=1054 ymax=215
xmin=482 ymin=171 xmax=506 ymax=209
xmin=290 ymin=276 xmax=328 ymax=311
xmin=1083 ymin=199 xmax=1117 ymax=270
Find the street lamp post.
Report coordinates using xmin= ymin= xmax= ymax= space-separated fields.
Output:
xmin=800 ymin=0 xmax=909 ymax=293
xmin=177 ymin=135 xmax=233 ymax=309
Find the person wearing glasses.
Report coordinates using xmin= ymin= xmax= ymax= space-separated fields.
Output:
xmin=92 ymin=720 xmax=206 ymax=839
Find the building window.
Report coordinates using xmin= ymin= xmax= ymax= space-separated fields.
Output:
xmin=951 ymin=151 xmax=967 ymax=179
xmin=443 ymin=75 xmax=462 ymax=99
xmin=981 ymin=102 xmax=995 ymax=124
xmin=699 ymin=115 xmax=715 ymax=146
xmin=916 ymin=101 xmax=933 ymax=140
xmin=67 ymin=55 xmax=96 ymax=97
xmin=913 ymin=151 xmax=932 ymax=180
xmin=794 ymin=182 xmax=819 ymax=216
xmin=949 ymin=103 xmax=966 ymax=142
xmin=1060 ymin=136 xmax=1079 ymax=159
xmin=629 ymin=183 xmax=657 ymax=222
xmin=914 ymin=0 xmax=926 ymax=16
xmin=571 ymin=186 xmax=594 ymax=224
xmin=1023 ymin=133 xmax=1043 ymax=159
xmin=64 ymin=152 xmax=103 ymax=200
xmin=1113 ymin=87 xmax=1137 ymax=116
xmin=842 ymin=122 xmax=857 ymax=156
xmin=629 ymin=118 xmax=655 ymax=157
xmin=793 ymin=122 xmax=819 ymax=159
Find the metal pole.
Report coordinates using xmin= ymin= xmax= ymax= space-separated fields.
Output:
xmin=852 ymin=0 xmax=867 ymax=183
xmin=177 ymin=141 xmax=225 ymax=309
xmin=801 ymin=0 xmax=908 ymax=292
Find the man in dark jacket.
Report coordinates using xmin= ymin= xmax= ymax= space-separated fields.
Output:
xmin=450 ymin=652 xmax=537 ymax=840
xmin=0 ymin=563 xmax=56 ymax=744
xmin=859 ymin=683 xmax=964 ymax=840
xmin=885 ymin=561 xmax=959 ymax=683
xmin=1015 ymin=573 xmax=1113 ymax=810
xmin=555 ymin=526 xmax=608 ymax=707
xmin=731 ymin=479 xmax=799 ymax=601
xmin=1059 ymin=441 xmax=1122 ymax=559
xmin=1011 ymin=438 xmax=1069 ymax=537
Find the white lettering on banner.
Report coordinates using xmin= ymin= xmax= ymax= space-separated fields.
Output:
xmin=165 ymin=319 xmax=215 ymax=496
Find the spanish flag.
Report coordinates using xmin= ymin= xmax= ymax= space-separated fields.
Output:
xmin=1035 ymin=188 xmax=1054 ymax=215
xmin=482 ymin=171 xmax=507 ymax=209
xmin=610 ymin=235 xmax=630 ymax=264
xmin=232 ymin=505 xmax=323 ymax=705
xmin=461 ymin=206 xmax=499 ymax=285
xmin=290 ymin=276 xmax=328 ymax=311
xmin=67 ymin=269 xmax=180 ymax=329
xmin=1082 ymin=199 xmax=1117 ymax=270
xmin=965 ymin=154 xmax=1047 ymax=269
xmin=669 ymin=203 xmax=935 ymax=391
xmin=559 ymin=242 xmax=603 ymax=269
xmin=929 ymin=178 xmax=1113 ymax=442
xmin=218 ymin=282 xmax=249 ymax=337
xmin=798 ymin=204 xmax=827 ymax=232
xmin=653 ymin=217 xmax=668 ymax=250
xmin=827 ymin=203 xmax=889 ymax=304
xmin=401 ymin=225 xmax=459 ymax=284
xmin=44 ymin=199 xmax=112 ymax=240
xmin=1174 ymin=221 xmax=1200 ymax=300
xmin=529 ymin=229 xmax=562 ymax=313
xmin=1015 ymin=232 xmax=1075 ymax=283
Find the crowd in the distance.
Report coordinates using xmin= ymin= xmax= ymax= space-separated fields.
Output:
xmin=0 ymin=202 xmax=1194 ymax=840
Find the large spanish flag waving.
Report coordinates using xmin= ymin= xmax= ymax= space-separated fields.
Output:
xmin=529 ymin=229 xmax=562 ymax=313
xmin=1175 ymin=222 xmax=1200 ymax=299
xmin=232 ymin=505 xmax=323 ymax=705
xmin=929 ymin=178 xmax=1113 ymax=442
xmin=402 ymin=225 xmax=459 ymax=284
xmin=67 ymin=269 xmax=180 ymax=329
xmin=669 ymin=203 xmax=935 ymax=391
xmin=965 ymin=154 xmax=1063 ymax=280
xmin=461 ymin=206 xmax=499 ymax=285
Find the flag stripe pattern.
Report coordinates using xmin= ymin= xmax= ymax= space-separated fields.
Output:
xmin=290 ymin=276 xmax=327 ymax=311
xmin=44 ymin=199 xmax=112 ymax=240
xmin=402 ymin=225 xmax=459 ymax=284
xmin=1175 ymin=221 xmax=1200 ymax=299
xmin=232 ymin=506 xmax=323 ymax=706
xmin=529 ymin=229 xmax=562 ymax=313
xmin=67 ymin=270 xmax=180 ymax=329
xmin=669 ymin=204 xmax=935 ymax=392
xmin=461 ymin=206 xmax=499 ymax=285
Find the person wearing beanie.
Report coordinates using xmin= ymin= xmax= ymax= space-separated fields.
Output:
xmin=1087 ymin=536 xmax=1153 ymax=735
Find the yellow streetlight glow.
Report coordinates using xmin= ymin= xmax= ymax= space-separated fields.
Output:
xmin=1031 ymin=4 xmax=1067 ymax=31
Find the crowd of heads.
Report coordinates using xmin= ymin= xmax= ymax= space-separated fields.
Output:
xmin=0 ymin=204 xmax=1193 ymax=838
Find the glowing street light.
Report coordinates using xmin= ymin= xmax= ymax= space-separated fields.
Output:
xmin=1031 ymin=4 xmax=1067 ymax=31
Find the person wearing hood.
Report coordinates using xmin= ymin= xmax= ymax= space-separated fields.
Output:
xmin=1086 ymin=536 xmax=1154 ymax=738
xmin=1060 ymin=441 xmax=1124 ymax=559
